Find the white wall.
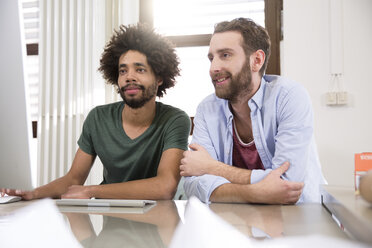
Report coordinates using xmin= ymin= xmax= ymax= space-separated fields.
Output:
xmin=281 ymin=0 xmax=372 ymax=187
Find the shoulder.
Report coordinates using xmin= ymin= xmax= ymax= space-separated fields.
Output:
xmin=199 ymin=93 xmax=225 ymax=105
xmin=262 ymin=75 xmax=311 ymax=108
xmin=157 ymin=102 xmax=188 ymax=118
xmin=263 ymin=75 xmax=309 ymax=97
xmin=156 ymin=102 xmax=191 ymax=135
xmin=93 ymin=101 xmax=123 ymax=113
xmin=85 ymin=102 xmax=123 ymax=122
xmin=197 ymin=93 xmax=229 ymax=113
xmin=263 ymin=75 xmax=313 ymax=117
xmin=156 ymin=102 xmax=190 ymax=127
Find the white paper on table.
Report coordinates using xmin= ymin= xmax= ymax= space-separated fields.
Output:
xmin=0 ymin=198 xmax=81 ymax=248
xmin=169 ymin=197 xmax=253 ymax=248
xmin=170 ymin=197 xmax=370 ymax=248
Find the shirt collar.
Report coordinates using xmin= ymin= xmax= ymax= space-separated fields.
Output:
xmin=221 ymin=76 xmax=267 ymax=125
xmin=249 ymin=77 xmax=267 ymax=110
xmin=223 ymin=99 xmax=234 ymax=126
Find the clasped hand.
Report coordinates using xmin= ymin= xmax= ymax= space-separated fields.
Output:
xmin=180 ymin=143 xmax=216 ymax=177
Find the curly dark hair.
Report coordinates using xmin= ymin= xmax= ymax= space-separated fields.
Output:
xmin=98 ymin=24 xmax=180 ymax=98
xmin=214 ymin=18 xmax=271 ymax=76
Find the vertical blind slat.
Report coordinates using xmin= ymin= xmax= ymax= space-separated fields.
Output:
xmin=38 ymin=0 xmax=95 ymax=185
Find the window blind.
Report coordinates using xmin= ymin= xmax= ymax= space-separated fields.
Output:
xmin=22 ymin=0 xmax=39 ymax=122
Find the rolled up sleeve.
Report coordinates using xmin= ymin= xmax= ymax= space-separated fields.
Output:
xmin=184 ymin=175 xmax=230 ymax=203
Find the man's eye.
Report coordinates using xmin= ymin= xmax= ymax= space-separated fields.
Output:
xmin=223 ymin=53 xmax=230 ymax=58
xmin=119 ymin=69 xmax=126 ymax=75
xmin=137 ymin=68 xmax=145 ymax=73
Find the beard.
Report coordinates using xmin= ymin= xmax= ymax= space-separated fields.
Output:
xmin=213 ymin=59 xmax=252 ymax=103
xmin=119 ymin=82 xmax=157 ymax=109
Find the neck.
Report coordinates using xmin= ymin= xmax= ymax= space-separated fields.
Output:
xmin=122 ymin=98 xmax=157 ymax=127
xmin=230 ymin=74 xmax=262 ymax=117
xmin=230 ymin=100 xmax=251 ymax=122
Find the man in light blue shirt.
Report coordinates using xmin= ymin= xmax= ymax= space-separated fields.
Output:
xmin=181 ymin=18 xmax=326 ymax=204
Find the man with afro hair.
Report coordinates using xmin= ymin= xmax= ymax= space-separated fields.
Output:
xmin=3 ymin=24 xmax=190 ymax=201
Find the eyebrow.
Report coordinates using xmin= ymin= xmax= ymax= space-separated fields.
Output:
xmin=217 ymin=48 xmax=234 ymax=54
xmin=208 ymin=48 xmax=235 ymax=58
xmin=119 ymin=62 xmax=146 ymax=68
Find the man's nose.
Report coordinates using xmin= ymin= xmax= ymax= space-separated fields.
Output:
xmin=125 ymin=70 xmax=137 ymax=82
xmin=209 ymin=58 xmax=222 ymax=73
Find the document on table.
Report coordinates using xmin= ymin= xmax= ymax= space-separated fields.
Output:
xmin=0 ymin=199 xmax=81 ymax=248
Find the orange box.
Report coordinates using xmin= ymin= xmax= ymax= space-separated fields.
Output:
xmin=355 ymin=153 xmax=372 ymax=190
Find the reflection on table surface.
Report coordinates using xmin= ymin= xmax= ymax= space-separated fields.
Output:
xmin=62 ymin=200 xmax=179 ymax=248
xmin=208 ymin=203 xmax=284 ymax=239
xmin=210 ymin=202 xmax=350 ymax=239
xmin=65 ymin=214 xmax=167 ymax=248
xmin=58 ymin=200 xmax=348 ymax=247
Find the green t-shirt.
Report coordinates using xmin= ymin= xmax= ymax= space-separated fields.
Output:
xmin=78 ymin=101 xmax=190 ymax=184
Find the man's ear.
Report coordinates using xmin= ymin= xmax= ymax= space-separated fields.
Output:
xmin=250 ymin=50 xmax=265 ymax=73
xmin=157 ymin=78 xmax=163 ymax=86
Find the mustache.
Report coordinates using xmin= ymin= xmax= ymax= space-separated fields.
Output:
xmin=120 ymin=83 xmax=145 ymax=92
xmin=211 ymin=72 xmax=231 ymax=80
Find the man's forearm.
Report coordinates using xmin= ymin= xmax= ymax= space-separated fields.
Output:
xmin=210 ymin=165 xmax=303 ymax=205
xmin=209 ymin=183 xmax=258 ymax=203
xmin=207 ymin=161 xmax=252 ymax=184
xmin=86 ymin=176 xmax=179 ymax=200
xmin=33 ymin=174 xmax=81 ymax=199
xmin=209 ymin=183 xmax=291 ymax=204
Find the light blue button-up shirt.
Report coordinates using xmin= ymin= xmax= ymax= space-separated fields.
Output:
xmin=184 ymin=75 xmax=326 ymax=203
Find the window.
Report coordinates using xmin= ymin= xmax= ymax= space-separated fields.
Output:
xmin=140 ymin=0 xmax=282 ymax=116
xmin=153 ymin=0 xmax=265 ymax=36
xmin=22 ymin=0 xmax=39 ymax=138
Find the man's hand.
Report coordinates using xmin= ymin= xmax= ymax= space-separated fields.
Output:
xmin=61 ymin=185 xmax=92 ymax=199
xmin=209 ymin=162 xmax=303 ymax=204
xmin=252 ymin=162 xmax=304 ymax=204
xmin=0 ymin=188 xmax=36 ymax=200
xmin=180 ymin=143 xmax=252 ymax=184
xmin=180 ymin=143 xmax=217 ymax=177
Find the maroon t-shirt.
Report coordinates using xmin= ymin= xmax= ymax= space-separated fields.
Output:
xmin=232 ymin=123 xmax=264 ymax=170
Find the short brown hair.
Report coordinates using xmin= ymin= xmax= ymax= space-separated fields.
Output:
xmin=214 ymin=18 xmax=271 ymax=76
xmin=99 ymin=24 xmax=180 ymax=97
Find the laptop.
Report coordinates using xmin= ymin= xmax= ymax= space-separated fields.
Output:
xmin=57 ymin=202 xmax=156 ymax=214
xmin=55 ymin=199 xmax=156 ymax=208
